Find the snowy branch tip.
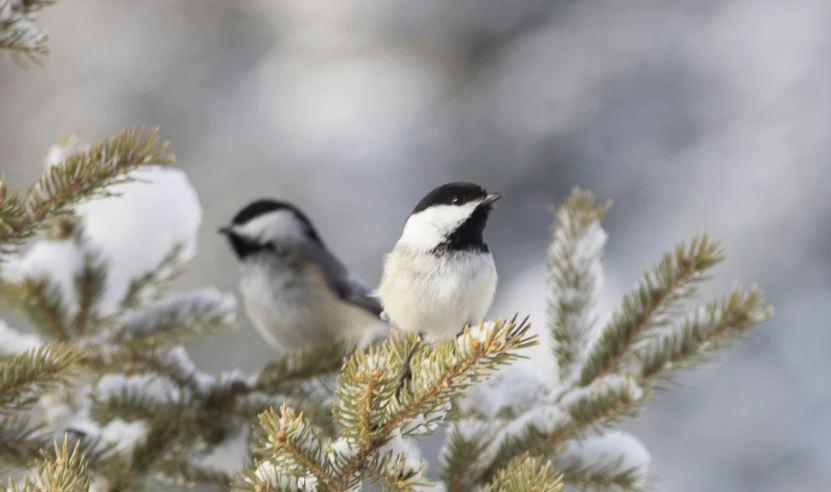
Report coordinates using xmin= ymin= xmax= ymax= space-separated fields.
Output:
xmin=0 ymin=0 xmax=55 ymax=67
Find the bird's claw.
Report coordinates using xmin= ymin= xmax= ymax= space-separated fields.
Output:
xmin=395 ymin=361 xmax=413 ymax=401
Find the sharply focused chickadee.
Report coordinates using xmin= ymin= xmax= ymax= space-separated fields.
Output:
xmin=219 ymin=199 xmax=388 ymax=353
xmin=376 ymin=182 xmax=503 ymax=391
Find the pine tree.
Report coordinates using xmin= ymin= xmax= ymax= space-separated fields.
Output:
xmin=1 ymin=6 xmax=773 ymax=491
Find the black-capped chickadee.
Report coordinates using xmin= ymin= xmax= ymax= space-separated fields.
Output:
xmin=376 ymin=182 xmax=503 ymax=392
xmin=219 ymin=199 xmax=388 ymax=353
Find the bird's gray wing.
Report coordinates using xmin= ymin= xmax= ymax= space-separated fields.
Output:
xmin=297 ymin=243 xmax=384 ymax=318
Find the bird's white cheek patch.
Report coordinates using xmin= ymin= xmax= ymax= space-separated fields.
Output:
xmin=399 ymin=202 xmax=480 ymax=249
xmin=234 ymin=210 xmax=307 ymax=243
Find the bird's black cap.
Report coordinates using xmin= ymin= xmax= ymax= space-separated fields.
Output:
xmin=219 ymin=198 xmax=324 ymax=246
xmin=229 ymin=199 xmax=299 ymax=225
xmin=411 ymin=182 xmax=496 ymax=216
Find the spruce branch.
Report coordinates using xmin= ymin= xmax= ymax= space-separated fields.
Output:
xmin=2 ymin=438 xmax=91 ymax=492
xmin=440 ymin=420 xmax=491 ymax=492
xmin=53 ymin=430 xmax=121 ymax=478
xmin=42 ymin=214 xmax=80 ymax=241
xmin=546 ymin=432 xmax=650 ymax=492
xmin=484 ymin=375 xmax=644 ymax=483
xmin=454 ymin=366 xmax=549 ymax=423
xmin=548 ymin=187 xmax=610 ymax=382
xmin=11 ymin=275 xmax=72 ymax=341
xmin=0 ymin=413 xmax=50 ymax=469
xmin=0 ymin=423 xmax=111 ymax=479
xmin=235 ymin=459 xmax=318 ymax=492
xmin=359 ymin=430 xmax=430 ymax=491
xmin=118 ymin=243 xmax=189 ymax=313
xmin=108 ymin=288 xmax=237 ymax=350
xmin=0 ymin=175 xmax=27 ymax=256
xmin=579 ymin=233 xmax=725 ymax=386
xmin=154 ymin=457 xmax=233 ymax=488
xmin=253 ymin=404 xmax=334 ymax=485
xmin=102 ymin=419 xmax=180 ymax=491
xmin=0 ymin=342 xmax=81 ymax=411
xmin=71 ymin=251 xmax=108 ymax=337
xmin=0 ymin=0 xmax=54 ymax=68
xmin=635 ymin=284 xmax=773 ymax=385
xmin=484 ymin=456 xmax=563 ymax=492
xmin=391 ymin=317 xmax=536 ymax=436
xmin=239 ymin=394 xmax=337 ymax=440
xmin=0 ymin=127 xmax=174 ymax=249
xmin=255 ymin=338 xmax=358 ymax=396
xmin=88 ymin=384 xmax=177 ymax=426
xmin=89 ymin=346 xmax=200 ymax=392
xmin=329 ymin=317 xmax=536 ymax=491
xmin=552 ymin=456 xmax=644 ymax=491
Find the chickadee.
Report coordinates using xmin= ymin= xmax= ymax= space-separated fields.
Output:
xmin=376 ymin=182 xmax=503 ymax=392
xmin=219 ymin=199 xmax=387 ymax=353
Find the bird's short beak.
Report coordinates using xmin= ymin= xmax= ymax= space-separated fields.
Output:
xmin=483 ymin=193 xmax=504 ymax=206
xmin=218 ymin=226 xmax=231 ymax=235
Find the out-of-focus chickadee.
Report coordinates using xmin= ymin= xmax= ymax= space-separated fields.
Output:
xmin=376 ymin=182 xmax=503 ymax=392
xmin=219 ymin=199 xmax=388 ymax=353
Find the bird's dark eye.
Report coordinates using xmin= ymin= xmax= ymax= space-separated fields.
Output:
xmin=452 ymin=197 xmax=461 ymax=205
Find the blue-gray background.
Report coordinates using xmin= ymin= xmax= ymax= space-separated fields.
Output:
xmin=2 ymin=1 xmax=829 ymax=490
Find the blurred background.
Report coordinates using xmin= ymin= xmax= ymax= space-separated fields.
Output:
xmin=2 ymin=0 xmax=830 ymax=490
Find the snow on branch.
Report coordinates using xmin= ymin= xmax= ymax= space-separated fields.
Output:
xmin=548 ymin=188 xmax=610 ymax=383
xmin=547 ymin=431 xmax=651 ymax=492
xmin=0 ymin=320 xmax=43 ymax=356
xmin=0 ymin=0 xmax=54 ymax=67
xmin=109 ymin=288 xmax=237 ymax=349
xmin=0 ymin=127 xmax=174 ymax=251
xmin=456 ymin=365 xmax=548 ymax=421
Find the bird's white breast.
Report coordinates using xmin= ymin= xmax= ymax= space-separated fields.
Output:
xmin=378 ymin=247 xmax=497 ymax=341
xmin=239 ymin=257 xmax=383 ymax=352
